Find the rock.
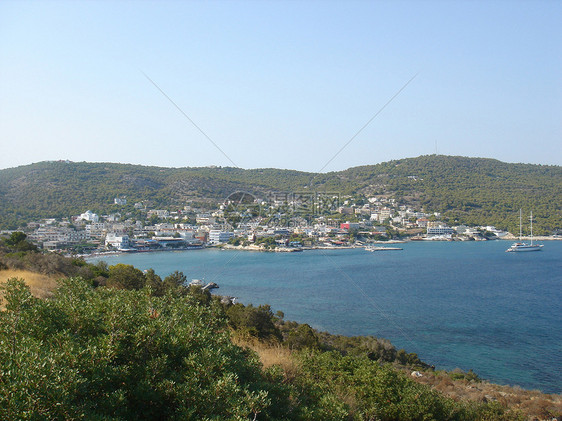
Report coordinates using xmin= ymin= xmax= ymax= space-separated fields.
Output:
xmin=483 ymin=394 xmax=497 ymax=403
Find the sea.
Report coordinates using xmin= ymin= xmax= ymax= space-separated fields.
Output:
xmin=89 ymin=240 xmax=562 ymax=394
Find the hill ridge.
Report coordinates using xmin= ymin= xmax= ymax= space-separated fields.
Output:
xmin=0 ymin=155 xmax=560 ymax=232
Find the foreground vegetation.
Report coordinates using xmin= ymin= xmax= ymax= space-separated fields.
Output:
xmin=0 ymin=241 xmax=560 ymax=420
xmin=2 ymin=277 xmax=530 ymax=421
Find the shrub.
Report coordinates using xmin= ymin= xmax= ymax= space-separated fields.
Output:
xmin=0 ymin=278 xmax=283 ymax=420
xmin=226 ymin=303 xmax=283 ymax=342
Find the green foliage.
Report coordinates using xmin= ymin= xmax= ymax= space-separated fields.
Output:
xmin=285 ymin=323 xmax=320 ymax=350
xmin=0 ymin=278 xmax=279 ymax=420
xmin=226 ymin=303 xmax=283 ymax=341
xmin=1 ymin=232 xmax=38 ymax=252
xmin=0 ymin=248 xmax=536 ymax=420
xmin=228 ymin=236 xmax=243 ymax=246
xmin=187 ymin=285 xmax=212 ymax=305
xmin=396 ymin=349 xmax=426 ymax=368
xmin=90 ymin=260 xmax=109 ymax=278
xmin=345 ymin=155 xmax=562 ymax=234
xmin=292 ymin=350 xmax=516 ymax=421
xmin=449 ymin=368 xmax=481 ymax=382
xmin=143 ymin=268 xmax=164 ymax=295
xmin=0 ymin=276 xmax=523 ymax=420
xmin=255 ymin=236 xmax=277 ymax=249
xmin=162 ymin=270 xmax=187 ymax=289
xmin=1 ymin=156 xmax=559 ymax=232
xmin=106 ymin=263 xmax=147 ymax=290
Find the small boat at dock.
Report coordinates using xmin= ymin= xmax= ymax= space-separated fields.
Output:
xmin=365 ymin=245 xmax=403 ymax=252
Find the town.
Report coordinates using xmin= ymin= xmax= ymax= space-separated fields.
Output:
xmin=2 ymin=193 xmax=513 ymax=255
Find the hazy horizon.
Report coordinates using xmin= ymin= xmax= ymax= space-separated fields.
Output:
xmin=3 ymin=153 xmax=561 ymax=174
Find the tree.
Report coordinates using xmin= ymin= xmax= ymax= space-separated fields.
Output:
xmin=144 ymin=268 xmax=164 ymax=296
xmin=106 ymin=263 xmax=146 ymax=290
xmin=286 ymin=323 xmax=320 ymax=350
xmin=5 ymin=231 xmax=27 ymax=246
xmin=3 ymin=232 xmax=37 ymax=252
xmin=162 ymin=270 xmax=187 ymax=291
xmin=226 ymin=303 xmax=282 ymax=341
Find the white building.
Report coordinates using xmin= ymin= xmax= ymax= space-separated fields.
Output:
xmin=105 ymin=233 xmax=130 ymax=249
xmin=455 ymin=225 xmax=480 ymax=236
xmin=196 ymin=213 xmax=216 ymax=225
xmin=379 ymin=208 xmax=392 ymax=220
xmin=77 ymin=210 xmax=99 ymax=223
xmin=427 ymin=223 xmax=454 ymax=236
xmin=29 ymin=227 xmax=90 ymax=245
xmin=208 ymin=230 xmax=234 ymax=244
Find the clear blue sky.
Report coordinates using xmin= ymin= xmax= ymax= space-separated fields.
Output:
xmin=1 ymin=0 xmax=560 ymax=172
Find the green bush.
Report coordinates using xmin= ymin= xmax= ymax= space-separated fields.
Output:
xmin=106 ymin=263 xmax=146 ymax=290
xmin=226 ymin=303 xmax=283 ymax=342
xmin=285 ymin=324 xmax=320 ymax=350
xmin=293 ymin=350 xmax=517 ymax=421
xmin=0 ymin=278 xmax=280 ymax=420
xmin=0 ymin=276 xmax=521 ymax=420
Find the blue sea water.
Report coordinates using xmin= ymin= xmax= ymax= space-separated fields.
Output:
xmin=90 ymin=240 xmax=562 ymax=394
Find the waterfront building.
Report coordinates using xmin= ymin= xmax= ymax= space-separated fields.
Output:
xmin=208 ymin=230 xmax=234 ymax=244
xmin=105 ymin=233 xmax=130 ymax=249
xmin=427 ymin=223 xmax=454 ymax=236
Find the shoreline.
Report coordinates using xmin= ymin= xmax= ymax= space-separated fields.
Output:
xmin=82 ymin=236 xmax=562 ymax=259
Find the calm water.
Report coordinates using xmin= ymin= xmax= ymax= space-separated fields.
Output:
xmin=90 ymin=241 xmax=562 ymax=394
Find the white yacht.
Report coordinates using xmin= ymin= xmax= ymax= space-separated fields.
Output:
xmin=506 ymin=210 xmax=543 ymax=252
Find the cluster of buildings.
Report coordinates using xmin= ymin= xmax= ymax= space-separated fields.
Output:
xmin=15 ymin=194 xmax=509 ymax=253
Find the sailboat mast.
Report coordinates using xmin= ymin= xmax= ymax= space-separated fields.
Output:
xmin=530 ymin=211 xmax=533 ymax=246
xmin=519 ymin=209 xmax=522 ymax=241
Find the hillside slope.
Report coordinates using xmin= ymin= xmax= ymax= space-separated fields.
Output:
xmin=0 ymin=156 xmax=560 ymax=233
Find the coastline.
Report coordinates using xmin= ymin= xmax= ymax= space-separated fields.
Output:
xmin=82 ymin=236 xmax=561 ymax=259
xmin=501 ymin=234 xmax=559 ymax=241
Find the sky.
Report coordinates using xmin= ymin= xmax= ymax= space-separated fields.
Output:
xmin=0 ymin=0 xmax=561 ymax=172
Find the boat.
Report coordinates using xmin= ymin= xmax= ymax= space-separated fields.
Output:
xmin=506 ymin=210 xmax=543 ymax=252
xmin=189 ymin=279 xmax=203 ymax=287
xmin=365 ymin=245 xmax=403 ymax=252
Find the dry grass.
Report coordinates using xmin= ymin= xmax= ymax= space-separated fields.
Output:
xmin=412 ymin=370 xmax=562 ymax=420
xmin=0 ymin=269 xmax=59 ymax=303
xmin=232 ymin=336 xmax=299 ymax=380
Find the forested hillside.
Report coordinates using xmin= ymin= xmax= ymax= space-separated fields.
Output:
xmin=0 ymin=156 xmax=560 ymax=233
xmin=340 ymin=156 xmax=562 ymax=234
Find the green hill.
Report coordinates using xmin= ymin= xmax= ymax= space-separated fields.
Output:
xmin=0 ymin=156 xmax=560 ymax=233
